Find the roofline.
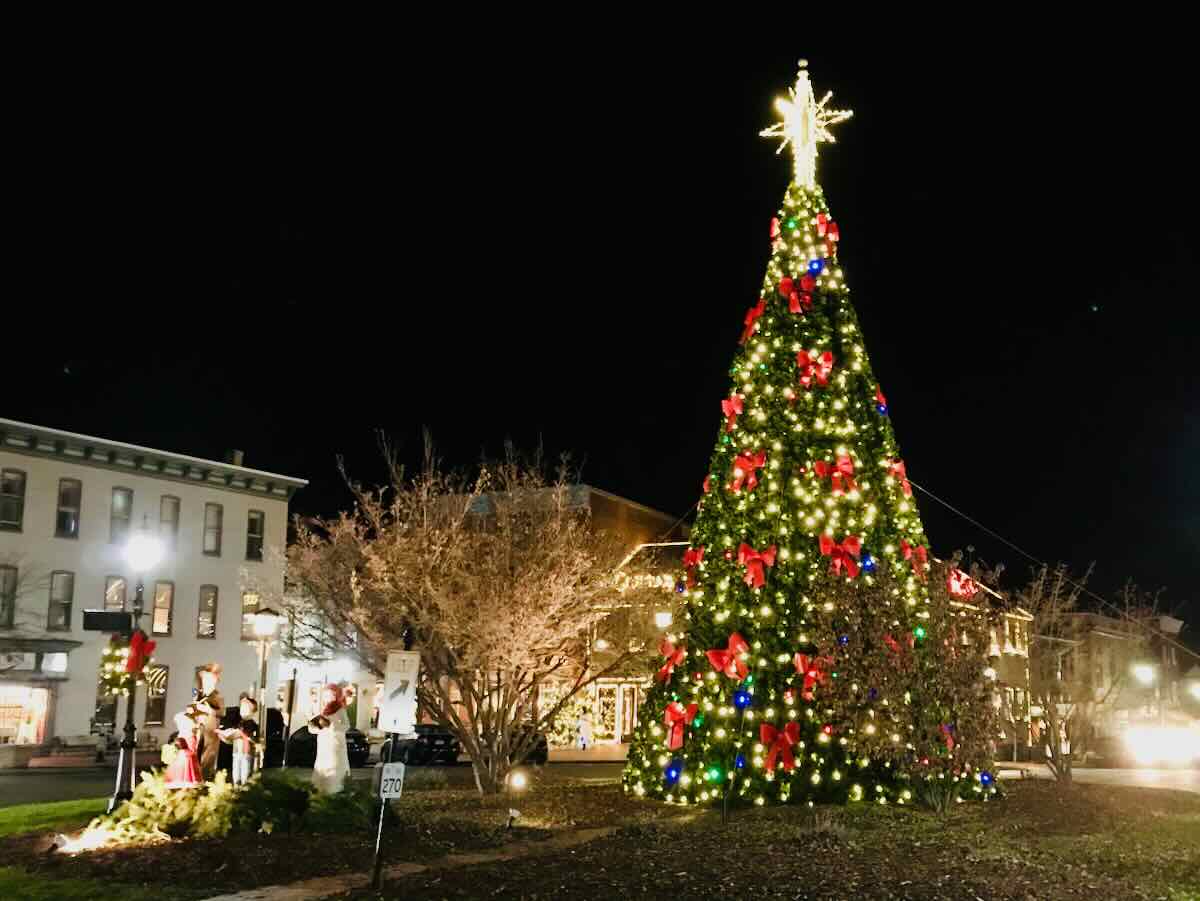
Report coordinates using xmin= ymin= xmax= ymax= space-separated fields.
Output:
xmin=582 ymin=484 xmax=683 ymax=525
xmin=0 ymin=417 xmax=308 ymax=493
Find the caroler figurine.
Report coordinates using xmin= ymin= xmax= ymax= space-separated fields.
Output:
xmin=310 ymin=683 xmax=350 ymax=795
xmin=164 ymin=705 xmax=203 ymax=788
xmin=220 ymin=697 xmax=260 ymax=786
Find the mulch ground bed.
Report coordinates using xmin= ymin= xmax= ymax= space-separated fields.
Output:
xmin=331 ymin=781 xmax=1200 ymax=901
xmin=1 ymin=782 xmax=690 ymax=900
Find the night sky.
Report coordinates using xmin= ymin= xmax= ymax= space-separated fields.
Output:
xmin=9 ymin=42 xmax=1198 ymax=619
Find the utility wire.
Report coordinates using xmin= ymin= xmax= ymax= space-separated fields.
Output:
xmin=909 ymin=477 xmax=1200 ymax=665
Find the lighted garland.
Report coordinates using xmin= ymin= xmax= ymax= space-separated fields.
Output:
xmin=98 ymin=630 xmax=156 ymax=697
xmin=621 ymin=64 xmax=998 ymax=809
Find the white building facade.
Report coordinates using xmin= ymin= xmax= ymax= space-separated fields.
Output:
xmin=0 ymin=418 xmax=305 ymax=757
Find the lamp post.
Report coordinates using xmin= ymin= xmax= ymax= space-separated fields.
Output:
xmin=108 ymin=528 xmax=164 ymax=814
xmin=252 ymin=607 xmax=281 ymax=770
xmin=1131 ymin=660 xmax=1164 ymax=727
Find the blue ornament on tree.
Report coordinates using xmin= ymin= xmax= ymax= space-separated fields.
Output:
xmin=980 ymin=771 xmax=994 ymax=787
xmin=861 ymin=551 xmax=876 ymax=573
xmin=733 ymin=689 xmax=753 ymax=710
xmin=665 ymin=759 xmax=684 ymax=785
xmin=735 ymin=753 xmax=746 ymax=770
xmin=808 ymin=258 xmax=824 ymax=275
xmin=675 ymin=580 xmax=686 ymax=594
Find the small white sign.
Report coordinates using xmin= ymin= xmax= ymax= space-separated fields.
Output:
xmin=378 ymin=762 xmax=406 ymax=799
xmin=378 ymin=650 xmax=421 ymax=735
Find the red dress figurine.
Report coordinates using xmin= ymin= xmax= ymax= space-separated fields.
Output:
xmin=164 ymin=707 xmax=203 ymax=788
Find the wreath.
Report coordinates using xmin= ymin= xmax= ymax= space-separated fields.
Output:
xmin=97 ymin=629 xmax=157 ymax=697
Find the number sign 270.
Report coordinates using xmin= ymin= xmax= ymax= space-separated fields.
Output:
xmin=378 ymin=762 xmax=406 ymax=799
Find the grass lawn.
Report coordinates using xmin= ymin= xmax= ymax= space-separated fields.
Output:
xmin=0 ymin=797 xmax=107 ymax=838
xmin=2 ymin=776 xmax=1197 ymax=900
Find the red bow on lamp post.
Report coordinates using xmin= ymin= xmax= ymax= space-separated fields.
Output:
xmin=760 ymin=721 xmax=801 ymax=773
xmin=721 ymin=394 xmax=743 ymax=433
xmin=796 ymin=350 xmax=834 ymax=389
xmin=739 ymin=298 xmax=766 ymax=345
xmin=663 ymin=701 xmax=698 ymax=750
xmin=125 ymin=628 xmax=156 ymax=675
xmin=888 ymin=459 xmax=912 ymax=497
xmin=706 ymin=632 xmax=751 ymax=680
xmin=737 ymin=542 xmax=777 ymax=589
xmin=900 ymin=540 xmax=929 ymax=580
xmin=819 ymin=534 xmax=862 ymax=579
xmin=793 ymin=653 xmax=827 ymax=701
xmin=683 ymin=546 xmax=705 ymax=589
xmin=778 ymin=275 xmax=816 ymax=314
xmin=730 ymin=451 xmax=766 ymax=492
xmin=658 ymin=638 xmax=687 ymax=683
xmin=813 ymin=455 xmax=857 ymax=496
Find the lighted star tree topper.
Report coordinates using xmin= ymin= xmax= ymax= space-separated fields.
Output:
xmin=622 ymin=63 xmax=993 ymax=810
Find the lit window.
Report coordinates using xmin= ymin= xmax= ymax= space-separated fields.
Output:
xmin=197 ymin=585 xmax=218 ymax=639
xmin=240 ymin=591 xmax=260 ymax=641
xmin=104 ymin=576 xmax=127 ymax=612
xmin=0 ymin=565 xmax=16 ymax=628
xmin=144 ymin=665 xmax=169 ymax=725
xmin=152 ymin=581 xmax=174 ymax=635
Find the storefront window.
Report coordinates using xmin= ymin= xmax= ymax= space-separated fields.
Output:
xmin=0 ymin=686 xmax=49 ymax=744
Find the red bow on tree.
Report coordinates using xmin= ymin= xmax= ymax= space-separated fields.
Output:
xmin=796 ymin=350 xmax=834 ymax=389
xmin=760 ymin=721 xmax=801 ymax=773
xmin=730 ymin=450 xmax=766 ymax=492
xmin=663 ymin=701 xmax=699 ymax=750
xmin=778 ymin=275 xmax=816 ymax=314
xmin=769 ymin=217 xmax=781 ymax=240
xmin=900 ymin=540 xmax=929 ymax=580
xmin=940 ymin=723 xmax=956 ymax=752
xmin=883 ymin=632 xmax=916 ymax=656
xmin=739 ymin=298 xmax=766 ymax=345
xmin=683 ymin=546 xmax=705 ymax=588
xmin=816 ymin=212 xmax=840 ymax=242
xmin=721 ymin=394 xmax=743 ymax=433
xmin=947 ymin=568 xmax=978 ymax=598
xmin=819 ymin=533 xmax=862 ymax=579
xmin=888 ymin=459 xmax=912 ymax=497
xmin=876 ymin=386 xmax=888 ymax=410
xmin=125 ymin=629 xmax=156 ymax=675
xmin=706 ymin=632 xmax=751 ymax=680
xmin=737 ymin=542 xmax=777 ymax=589
xmin=793 ymin=653 xmax=827 ymax=700
xmin=813 ymin=455 xmax=857 ymax=496
xmin=658 ymin=638 xmax=686 ymax=683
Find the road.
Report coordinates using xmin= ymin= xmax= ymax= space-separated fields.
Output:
xmin=4 ymin=761 xmax=1196 ymax=807
xmin=0 ymin=762 xmax=625 ymax=807
xmin=1007 ymin=762 xmax=1200 ymax=794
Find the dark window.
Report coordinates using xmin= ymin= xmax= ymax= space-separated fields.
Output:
xmin=203 ymin=503 xmax=223 ymax=556
xmin=110 ymin=488 xmax=133 ymax=543
xmin=240 ymin=591 xmax=260 ymax=641
xmin=152 ymin=581 xmax=174 ymax=636
xmin=160 ymin=496 xmax=180 ymax=546
xmin=48 ymin=571 xmax=74 ymax=631
xmin=104 ymin=575 xmax=127 ymax=612
xmin=0 ymin=469 xmax=26 ymax=530
xmin=94 ymin=684 xmax=117 ymax=727
xmin=246 ymin=510 xmax=265 ymax=561
xmin=0 ymin=565 xmax=16 ymax=628
xmin=56 ymin=479 xmax=82 ymax=538
xmin=197 ymin=585 xmax=218 ymax=639
xmin=144 ymin=665 xmax=169 ymax=725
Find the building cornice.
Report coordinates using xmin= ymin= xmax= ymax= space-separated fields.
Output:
xmin=0 ymin=418 xmax=308 ymax=502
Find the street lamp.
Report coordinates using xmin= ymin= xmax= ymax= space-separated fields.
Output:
xmin=1132 ymin=663 xmax=1157 ymax=686
xmin=1131 ymin=660 xmax=1164 ymax=727
xmin=253 ymin=607 xmax=282 ymax=769
xmin=108 ymin=525 xmax=164 ymax=814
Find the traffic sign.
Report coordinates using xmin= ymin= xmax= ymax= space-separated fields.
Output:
xmin=377 ymin=650 xmax=420 ymax=735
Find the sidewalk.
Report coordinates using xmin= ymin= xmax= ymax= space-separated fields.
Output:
xmin=548 ymin=743 xmax=627 ymax=763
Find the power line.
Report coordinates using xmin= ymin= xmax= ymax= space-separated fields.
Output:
xmin=909 ymin=477 xmax=1200 ymax=665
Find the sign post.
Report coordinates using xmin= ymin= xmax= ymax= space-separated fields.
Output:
xmin=370 ymin=650 xmax=419 ymax=891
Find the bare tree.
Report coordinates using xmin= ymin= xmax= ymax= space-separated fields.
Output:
xmin=285 ymin=437 xmax=663 ymax=794
xmin=1020 ymin=563 xmax=1154 ymax=786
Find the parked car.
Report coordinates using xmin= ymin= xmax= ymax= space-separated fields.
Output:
xmin=285 ymin=724 xmax=372 ymax=768
xmin=379 ymin=724 xmax=548 ymax=766
xmin=380 ymin=724 xmax=460 ymax=765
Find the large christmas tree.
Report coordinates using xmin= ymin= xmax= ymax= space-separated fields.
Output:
xmin=624 ymin=63 xmax=988 ymax=809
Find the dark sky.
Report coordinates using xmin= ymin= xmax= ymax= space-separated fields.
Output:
xmin=8 ymin=40 xmax=1198 ymax=618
